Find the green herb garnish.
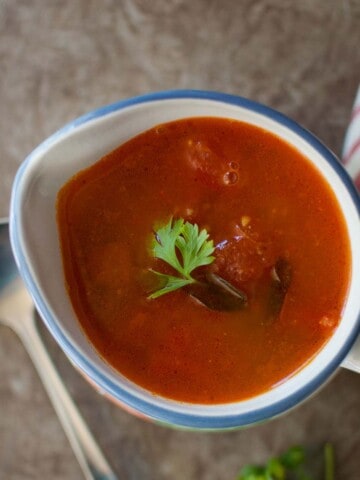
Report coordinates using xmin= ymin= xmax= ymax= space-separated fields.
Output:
xmin=324 ymin=443 xmax=335 ymax=480
xmin=148 ymin=217 xmax=215 ymax=299
xmin=237 ymin=444 xmax=335 ymax=480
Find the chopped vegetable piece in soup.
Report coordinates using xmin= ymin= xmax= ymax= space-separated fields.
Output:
xmin=57 ymin=117 xmax=351 ymax=404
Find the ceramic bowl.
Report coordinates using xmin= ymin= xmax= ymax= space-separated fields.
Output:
xmin=10 ymin=90 xmax=360 ymax=429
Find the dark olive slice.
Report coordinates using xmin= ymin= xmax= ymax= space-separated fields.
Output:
xmin=186 ymin=272 xmax=247 ymax=311
xmin=267 ymin=257 xmax=292 ymax=319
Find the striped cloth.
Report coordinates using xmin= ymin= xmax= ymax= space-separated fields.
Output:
xmin=340 ymin=85 xmax=360 ymax=373
xmin=342 ymin=85 xmax=360 ymax=188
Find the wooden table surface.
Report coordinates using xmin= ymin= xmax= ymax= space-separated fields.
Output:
xmin=1 ymin=1 xmax=360 ymax=479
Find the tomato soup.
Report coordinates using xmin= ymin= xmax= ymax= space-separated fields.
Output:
xmin=57 ymin=117 xmax=351 ymax=404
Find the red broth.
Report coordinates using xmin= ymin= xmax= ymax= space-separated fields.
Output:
xmin=57 ymin=117 xmax=351 ymax=404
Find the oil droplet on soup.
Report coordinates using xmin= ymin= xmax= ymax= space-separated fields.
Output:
xmin=57 ymin=117 xmax=351 ymax=404
xmin=223 ymin=171 xmax=238 ymax=185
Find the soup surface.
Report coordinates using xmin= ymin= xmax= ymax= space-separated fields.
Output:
xmin=57 ymin=117 xmax=351 ymax=404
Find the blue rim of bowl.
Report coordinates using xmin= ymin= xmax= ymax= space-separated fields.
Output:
xmin=10 ymin=89 xmax=360 ymax=429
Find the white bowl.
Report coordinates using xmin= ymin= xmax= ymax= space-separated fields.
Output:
xmin=10 ymin=90 xmax=360 ymax=429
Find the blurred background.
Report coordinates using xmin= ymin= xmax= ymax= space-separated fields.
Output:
xmin=1 ymin=1 xmax=360 ymax=478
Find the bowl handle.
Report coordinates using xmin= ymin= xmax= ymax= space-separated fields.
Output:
xmin=341 ymin=336 xmax=360 ymax=373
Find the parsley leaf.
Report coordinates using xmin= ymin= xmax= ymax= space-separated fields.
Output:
xmin=237 ymin=444 xmax=335 ymax=480
xmin=148 ymin=217 xmax=215 ymax=299
xmin=147 ymin=270 xmax=194 ymax=299
xmin=176 ymin=220 xmax=215 ymax=275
